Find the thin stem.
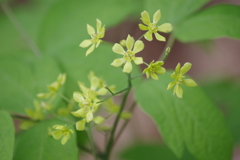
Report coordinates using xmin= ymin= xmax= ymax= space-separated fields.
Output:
xmin=113 ymin=101 xmax=136 ymax=146
xmin=78 ymin=144 xmax=92 ymax=154
xmin=131 ymin=73 xmax=145 ymax=80
xmin=11 ymin=114 xmax=30 ymax=120
xmin=137 ymin=33 xmax=145 ymax=41
xmin=159 ymin=33 xmax=175 ymax=61
xmin=104 ymin=74 xmax=132 ymax=160
xmin=104 ymin=86 xmax=114 ymax=96
xmin=97 ymin=87 xmax=129 ymax=104
xmin=86 ymin=123 xmax=98 ymax=160
xmin=1 ymin=3 xmax=42 ymax=58
xmin=58 ymin=93 xmax=71 ymax=104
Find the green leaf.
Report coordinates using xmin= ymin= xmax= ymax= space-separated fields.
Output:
xmin=144 ymin=0 xmax=210 ymax=26
xmin=201 ymin=80 xmax=240 ymax=144
xmin=134 ymin=74 xmax=232 ymax=160
xmin=120 ymin=143 xmax=195 ymax=160
xmin=175 ymin=4 xmax=240 ymax=42
xmin=38 ymin=0 xmax=143 ymax=52
xmin=0 ymin=56 xmax=61 ymax=114
xmin=0 ymin=110 xmax=15 ymax=160
xmin=13 ymin=119 xmax=78 ymax=160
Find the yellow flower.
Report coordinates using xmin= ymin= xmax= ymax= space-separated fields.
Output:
xmin=79 ymin=19 xmax=105 ymax=56
xmin=167 ymin=62 xmax=197 ymax=98
xmin=52 ymin=125 xmax=74 ymax=145
xmin=143 ymin=61 xmax=166 ymax=80
xmin=111 ymin=35 xmax=144 ymax=73
xmin=139 ymin=10 xmax=173 ymax=41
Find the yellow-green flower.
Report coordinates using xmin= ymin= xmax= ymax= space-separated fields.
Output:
xmin=143 ymin=61 xmax=166 ymax=80
xmin=52 ymin=125 xmax=74 ymax=145
xmin=167 ymin=62 xmax=197 ymax=98
xmin=79 ymin=19 xmax=105 ymax=56
xmin=139 ymin=10 xmax=173 ymax=41
xmin=111 ymin=35 xmax=144 ymax=73
xmin=71 ymin=83 xmax=104 ymax=131
xmin=37 ymin=73 xmax=66 ymax=99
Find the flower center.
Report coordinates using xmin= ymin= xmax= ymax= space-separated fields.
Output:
xmin=123 ymin=50 xmax=135 ymax=61
xmin=91 ymin=33 xmax=101 ymax=44
xmin=148 ymin=23 xmax=158 ymax=33
xmin=176 ymin=75 xmax=185 ymax=85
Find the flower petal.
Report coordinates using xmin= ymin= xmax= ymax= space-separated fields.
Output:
xmin=158 ymin=23 xmax=173 ymax=33
xmin=61 ymin=135 xmax=69 ymax=145
xmin=96 ymin=19 xmax=102 ymax=33
xmin=90 ymin=76 xmax=99 ymax=91
xmin=86 ymin=111 xmax=93 ymax=122
xmin=153 ymin=9 xmax=161 ymax=23
xmin=141 ymin=10 xmax=151 ymax=25
xmin=76 ymin=119 xmax=86 ymax=131
xmin=86 ymin=44 xmax=95 ymax=56
xmin=139 ymin=24 xmax=148 ymax=31
xmin=175 ymin=63 xmax=181 ymax=74
xmin=155 ymin=67 xmax=166 ymax=75
xmin=133 ymin=57 xmax=143 ymax=65
xmin=167 ymin=81 xmax=176 ymax=90
xmin=52 ymin=130 xmax=62 ymax=140
xmin=71 ymin=108 xmax=86 ymax=117
xmin=123 ymin=61 xmax=132 ymax=73
xmin=150 ymin=72 xmax=158 ymax=80
xmin=144 ymin=31 xmax=153 ymax=41
xmin=111 ymin=58 xmax=124 ymax=67
xmin=126 ymin=35 xmax=134 ymax=51
xmin=175 ymin=85 xmax=183 ymax=98
xmin=112 ymin=43 xmax=125 ymax=54
xmin=154 ymin=33 xmax=166 ymax=41
xmin=79 ymin=40 xmax=92 ymax=48
xmin=133 ymin=40 xmax=144 ymax=53
xmin=183 ymin=79 xmax=197 ymax=87
xmin=93 ymin=116 xmax=105 ymax=124
xmin=180 ymin=62 xmax=192 ymax=75
xmin=73 ymin=92 xmax=84 ymax=103
xmin=99 ymin=26 xmax=105 ymax=38
xmin=87 ymin=24 xmax=95 ymax=35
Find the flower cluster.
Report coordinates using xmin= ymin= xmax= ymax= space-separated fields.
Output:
xmin=71 ymin=72 xmax=107 ymax=130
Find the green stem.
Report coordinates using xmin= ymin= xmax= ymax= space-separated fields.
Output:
xmin=104 ymin=74 xmax=132 ymax=160
xmin=113 ymin=101 xmax=136 ymax=146
xmin=58 ymin=93 xmax=71 ymax=104
xmin=137 ymin=33 xmax=145 ymax=41
xmin=131 ymin=73 xmax=145 ymax=80
xmin=97 ymin=87 xmax=129 ymax=103
xmin=159 ymin=33 xmax=175 ymax=61
xmin=86 ymin=123 xmax=98 ymax=160
xmin=1 ymin=3 xmax=42 ymax=58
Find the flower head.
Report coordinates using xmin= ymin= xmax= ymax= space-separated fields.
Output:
xmin=111 ymin=35 xmax=144 ymax=73
xmin=79 ymin=19 xmax=105 ymax=56
xmin=143 ymin=61 xmax=166 ymax=80
xmin=51 ymin=125 xmax=74 ymax=145
xmin=167 ymin=62 xmax=197 ymax=98
xmin=139 ymin=10 xmax=173 ymax=41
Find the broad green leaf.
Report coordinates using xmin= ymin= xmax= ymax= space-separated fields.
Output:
xmin=37 ymin=0 xmax=143 ymax=53
xmin=175 ymin=4 xmax=240 ymax=42
xmin=0 ymin=56 xmax=61 ymax=114
xmin=0 ymin=110 xmax=14 ymax=160
xmin=201 ymin=80 xmax=240 ymax=144
xmin=13 ymin=119 xmax=78 ymax=160
xmin=134 ymin=74 xmax=232 ymax=160
xmin=0 ymin=60 xmax=35 ymax=113
xmin=120 ymin=143 xmax=195 ymax=160
xmin=144 ymin=0 xmax=210 ymax=26
xmin=0 ymin=0 xmax=58 ymax=56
